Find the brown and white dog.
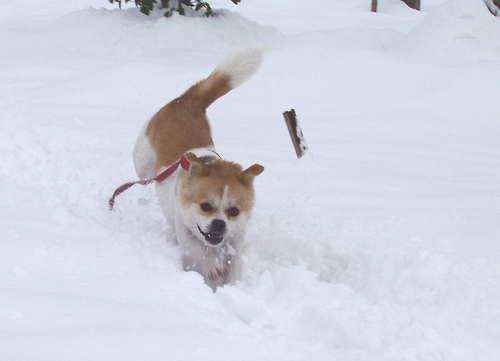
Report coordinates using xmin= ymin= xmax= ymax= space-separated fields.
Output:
xmin=132 ymin=48 xmax=264 ymax=289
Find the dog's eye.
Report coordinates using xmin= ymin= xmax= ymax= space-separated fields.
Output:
xmin=228 ymin=207 xmax=240 ymax=217
xmin=200 ymin=203 xmax=213 ymax=212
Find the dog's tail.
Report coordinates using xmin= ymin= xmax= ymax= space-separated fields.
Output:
xmin=182 ymin=48 xmax=264 ymax=110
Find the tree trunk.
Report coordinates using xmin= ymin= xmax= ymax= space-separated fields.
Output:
xmin=371 ymin=0 xmax=377 ymax=12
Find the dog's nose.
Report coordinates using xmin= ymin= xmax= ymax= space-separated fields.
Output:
xmin=211 ymin=219 xmax=226 ymax=234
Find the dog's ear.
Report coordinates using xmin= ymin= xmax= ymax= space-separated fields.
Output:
xmin=238 ymin=164 xmax=264 ymax=186
xmin=185 ymin=153 xmax=209 ymax=177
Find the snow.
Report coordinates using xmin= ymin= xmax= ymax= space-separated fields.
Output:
xmin=1 ymin=0 xmax=499 ymax=360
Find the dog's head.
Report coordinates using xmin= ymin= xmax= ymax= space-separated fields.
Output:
xmin=176 ymin=153 xmax=264 ymax=248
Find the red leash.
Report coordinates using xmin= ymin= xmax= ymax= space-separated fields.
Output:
xmin=109 ymin=155 xmax=190 ymax=210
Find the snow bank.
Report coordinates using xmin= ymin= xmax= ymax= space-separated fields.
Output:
xmin=393 ymin=0 xmax=500 ymax=64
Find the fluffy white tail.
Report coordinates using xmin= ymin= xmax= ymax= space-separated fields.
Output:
xmin=180 ymin=48 xmax=264 ymax=109
xmin=214 ymin=47 xmax=264 ymax=89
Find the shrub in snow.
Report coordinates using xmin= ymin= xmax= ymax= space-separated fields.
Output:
xmin=109 ymin=0 xmax=242 ymax=17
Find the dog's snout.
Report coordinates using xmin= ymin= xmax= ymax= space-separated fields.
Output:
xmin=211 ymin=219 xmax=226 ymax=234
xmin=198 ymin=219 xmax=227 ymax=246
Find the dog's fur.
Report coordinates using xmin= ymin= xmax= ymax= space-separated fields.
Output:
xmin=132 ymin=49 xmax=264 ymax=289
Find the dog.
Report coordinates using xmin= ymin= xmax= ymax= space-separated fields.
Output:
xmin=132 ymin=48 xmax=264 ymax=290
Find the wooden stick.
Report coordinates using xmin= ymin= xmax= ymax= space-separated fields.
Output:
xmin=283 ymin=109 xmax=308 ymax=158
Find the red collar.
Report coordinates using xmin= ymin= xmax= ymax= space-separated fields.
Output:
xmin=109 ymin=155 xmax=190 ymax=210
xmin=153 ymin=155 xmax=190 ymax=182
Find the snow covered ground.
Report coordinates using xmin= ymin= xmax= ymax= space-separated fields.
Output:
xmin=1 ymin=0 xmax=499 ymax=359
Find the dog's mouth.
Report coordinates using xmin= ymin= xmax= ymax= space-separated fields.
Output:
xmin=197 ymin=225 xmax=224 ymax=246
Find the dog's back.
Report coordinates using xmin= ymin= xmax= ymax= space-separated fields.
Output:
xmin=133 ymin=48 xmax=264 ymax=178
